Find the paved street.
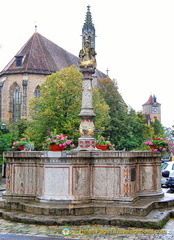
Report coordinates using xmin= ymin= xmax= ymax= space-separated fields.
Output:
xmin=0 ymin=234 xmax=70 ymax=240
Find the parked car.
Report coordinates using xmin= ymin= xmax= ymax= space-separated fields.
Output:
xmin=161 ymin=153 xmax=171 ymax=163
xmin=164 ymin=177 xmax=174 ymax=188
xmin=161 ymin=161 xmax=174 ymax=187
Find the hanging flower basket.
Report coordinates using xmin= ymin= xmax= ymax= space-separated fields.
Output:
xmin=49 ymin=144 xmax=66 ymax=151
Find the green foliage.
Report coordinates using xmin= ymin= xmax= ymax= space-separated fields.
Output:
xmin=7 ymin=120 xmax=29 ymax=141
xmin=0 ymin=121 xmax=32 ymax=157
xmin=150 ymin=119 xmax=166 ymax=137
xmin=97 ymin=77 xmax=162 ymax=151
xmin=96 ymin=136 xmax=111 ymax=145
xmin=97 ymin=77 xmax=129 ymax=149
xmin=98 ymin=77 xmax=127 ymax=118
xmin=93 ymin=88 xmax=110 ymax=132
xmin=27 ymin=65 xmax=109 ymax=149
xmin=23 ymin=121 xmax=46 ymax=150
xmin=0 ymin=137 xmax=11 ymax=153
xmin=0 ymin=133 xmax=12 ymax=163
xmin=115 ymin=109 xmax=152 ymax=150
xmin=3 ymin=68 xmax=165 ymax=152
xmin=27 ymin=65 xmax=82 ymax=149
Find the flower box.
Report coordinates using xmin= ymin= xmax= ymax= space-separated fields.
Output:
xmin=12 ymin=138 xmax=33 ymax=151
xmin=49 ymin=145 xmax=65 ymax=151
xmin=145 ymin=138 xmax=173 ymax=153
xmin=18 ymin=146 xmax=25 ymax=151
xmin=149 ymin=145 xmax=157 ymax=151
xmin=96 ymin=136 xmax=115 ymax=150
xmin=96 ymin=145 xmax=108 ymax=151
xmin=46 ymin=133 xmax=75 ymax=151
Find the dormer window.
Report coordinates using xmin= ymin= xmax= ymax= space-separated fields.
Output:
xmin=15 ymin=55 xmax=23 ymax=67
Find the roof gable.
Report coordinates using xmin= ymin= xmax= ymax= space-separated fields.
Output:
xmin=1 ymin=32 xmax=79 ymax=75
xmin=0 ymin=32 xmax=106 ymax=79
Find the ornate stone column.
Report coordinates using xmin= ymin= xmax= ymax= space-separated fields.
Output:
xmin=77 ymin=40 xmax=97 ymax=151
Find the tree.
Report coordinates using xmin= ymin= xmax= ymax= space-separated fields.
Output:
xmin=93 ymin=88 xmax=110 ymax=132
xmin=0 ymin=120 xmax=30 ymax=157
xmin=150 ymin=119 xmax=166 ymax=137
xmin=97 ymin=77 xmax=127 ymax=118
xmin=26 ymin=65 xmax=109 ymax=149
xmin=165 ymin=127 xmax=174 ymax=142
xmin=97 ymin=77 xmax=156 ymax=150
xmin=97 ymin=77 xmax=128 ymax=147
xmin=0 ymin=130 xmax=14 ymax=165
xmin=116 ymin=110 xmax=154 ymax=150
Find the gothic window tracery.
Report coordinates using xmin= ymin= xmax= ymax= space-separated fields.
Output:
xmin=10 ymin=83 xmax=22 ymax=122
xmin=34 ymin=85 xmax=40 ymax=98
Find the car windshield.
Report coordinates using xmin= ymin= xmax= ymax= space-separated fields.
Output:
xmin=161 ymin=153 xmax=170 ymax=160
xmin=161 ymin=163 xmax=168 ymax=170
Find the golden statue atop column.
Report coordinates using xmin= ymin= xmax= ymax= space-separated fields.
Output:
xmin=79 ymin=40 xmax=96 ymax=67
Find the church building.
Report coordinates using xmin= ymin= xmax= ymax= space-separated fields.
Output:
xmin=0 ymin=6 xmax=106 ymax=123
xmin=142 ymin=95 xmax=161 ymax=124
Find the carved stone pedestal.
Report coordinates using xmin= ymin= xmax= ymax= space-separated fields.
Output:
xmin=3 ymin=151 xmax=163 ymax=204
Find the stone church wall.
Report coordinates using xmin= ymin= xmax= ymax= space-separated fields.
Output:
xmin=0 ymin=73 xmax=46 ymax=123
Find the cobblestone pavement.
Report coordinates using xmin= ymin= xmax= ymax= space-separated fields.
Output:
xmin=0 ymin=218 xmax=173 ymax=240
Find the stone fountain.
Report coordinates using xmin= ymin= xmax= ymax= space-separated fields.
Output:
xmin=1 ymin=6 xmax=172 ymax=228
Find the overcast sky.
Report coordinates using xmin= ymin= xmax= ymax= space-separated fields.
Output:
xmin=1 ymin=0 xmax=174 ymax=128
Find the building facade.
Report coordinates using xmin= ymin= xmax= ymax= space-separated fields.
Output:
xmin=142 ymin=95 xmax=161 ymax=124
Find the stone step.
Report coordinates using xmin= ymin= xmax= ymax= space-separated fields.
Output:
xmin=0 ymin=208 xmax=171 ymax=229
xmin=3 ymin=201 xmax=154 ymax=217
xmin=2 ymin=196 xmax=174 ymax=218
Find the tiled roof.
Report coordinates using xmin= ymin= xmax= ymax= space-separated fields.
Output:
xmin=143 ymin=95 xmax=154 ymax=105
xmin=0 ymin=32 xmax=106 ymax=78
xmin=143 ymin=95 xmax=160 ymax=106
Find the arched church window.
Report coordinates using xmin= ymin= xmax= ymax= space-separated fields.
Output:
xmin=34 ymin=85 xmax=40 ymax=98
xmin=11 ymin=84 xmax=22 ymax=122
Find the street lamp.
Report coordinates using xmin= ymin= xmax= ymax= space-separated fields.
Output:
xmin=0 ymin=123 xmax=6 ymax=130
